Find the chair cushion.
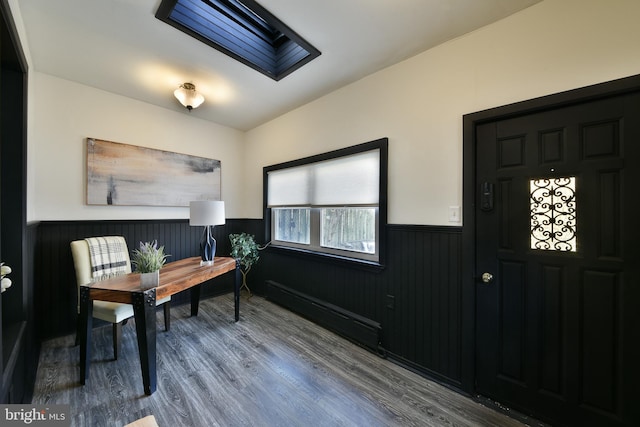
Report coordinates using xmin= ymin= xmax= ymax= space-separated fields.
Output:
xmin=157 ymin=296 xmax=170 ymax=306
xmin=93 ymin=301 xmax=134 ymax=323
xmin=91 ymin=298 xmax=170 ymax=324
xmin=92 ymin=297 xmax=170 ymax=324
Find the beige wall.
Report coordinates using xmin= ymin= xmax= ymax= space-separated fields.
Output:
xmin=28 ymin=73 xmax=245 ymax=221
xmin=244 ymin=0 xmax=640 ymax=225
xmin=18 ymin=0 xmax=640 ymax=224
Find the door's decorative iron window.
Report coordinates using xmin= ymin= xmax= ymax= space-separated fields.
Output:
xmin=530 ymin=177 xmax=577 ymax=252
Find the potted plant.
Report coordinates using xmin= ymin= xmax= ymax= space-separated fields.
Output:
xmin=131 ymin=240 xmax=170 ymax=288
xmin=229 ymin=233 xmax=260 ymax=296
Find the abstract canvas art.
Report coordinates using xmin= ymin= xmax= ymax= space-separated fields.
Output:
xmin=86 ymin=138 xmax=221 ymax=206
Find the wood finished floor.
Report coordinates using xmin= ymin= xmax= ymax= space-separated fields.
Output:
xmin=32 ymin=294 xmax=536 ymax=427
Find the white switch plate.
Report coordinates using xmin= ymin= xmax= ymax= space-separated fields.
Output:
xmin=449 ymin=206 xmax=461 ymax=223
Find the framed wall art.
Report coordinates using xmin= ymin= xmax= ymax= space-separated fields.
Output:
xmin=86 ymin=138 xmax=221 ymax=206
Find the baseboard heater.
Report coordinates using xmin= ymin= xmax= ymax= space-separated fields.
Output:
xmin=266 ymin=280 xmax=384 ymax=356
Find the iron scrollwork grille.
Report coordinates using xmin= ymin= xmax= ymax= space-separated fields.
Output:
xmin=530 ymin=177 xmax=577 ymax=252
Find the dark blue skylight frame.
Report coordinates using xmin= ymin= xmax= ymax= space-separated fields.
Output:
xmin=156 ymin=0 xmax=321 ymax=81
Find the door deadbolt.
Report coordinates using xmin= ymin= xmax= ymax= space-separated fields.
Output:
xmin=481 ymin=272 xmax=494 ymax=283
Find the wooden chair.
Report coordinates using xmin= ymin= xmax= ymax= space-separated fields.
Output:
xmin=71 ymin=236 xmax=170 ymax=360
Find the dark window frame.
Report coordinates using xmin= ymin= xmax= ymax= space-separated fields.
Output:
xmin=263 ymin=138 xmax=388 ymax=270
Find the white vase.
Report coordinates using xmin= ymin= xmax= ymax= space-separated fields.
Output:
xmin=140 ymin=270 xmax=160 ymax=289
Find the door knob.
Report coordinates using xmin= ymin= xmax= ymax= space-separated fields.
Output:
xmin=481 ymin=272 xmax=494 ymax=283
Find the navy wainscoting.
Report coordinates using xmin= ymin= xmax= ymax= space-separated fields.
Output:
xmin=257 ymin=224 xmax=464 ymax=389
xmin=34 ymin=220 xmax=464 ymax=390
xmin=33 ymin=219 xmax=262 ymax=341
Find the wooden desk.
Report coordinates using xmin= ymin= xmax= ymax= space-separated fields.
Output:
xmin=78 ymin=256 xmax=240 ymax=395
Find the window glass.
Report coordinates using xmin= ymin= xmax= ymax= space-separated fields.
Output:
xmin=273 ymin=208 xmax=310 ymax=244
xmin=321 ymin=207 xmax=376 ymax=254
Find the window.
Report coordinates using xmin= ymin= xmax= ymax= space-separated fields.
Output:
xmin=265 ymin=138 xmax=388 ymax=265
xmin=156 ymin=0 xmax=321 ymax=81
xmin=273 ymin=208 xmax=310 ymax=244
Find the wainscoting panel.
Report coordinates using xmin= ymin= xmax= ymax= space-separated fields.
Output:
xmin=34 ymin=219 xmax=262 ymax=341
xmin=34 ymin=220 xmax=464 ymax=390
xmin=256 ymin=224 xmax=463 ymax=388
xmin=385 ymin=225 xmax=463 ymax=386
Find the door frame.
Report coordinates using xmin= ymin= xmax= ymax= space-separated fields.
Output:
xmin=460 ymin=74 xmax=640 ymax=394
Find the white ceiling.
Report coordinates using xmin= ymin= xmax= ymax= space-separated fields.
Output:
xmin=17 ymin=0 xmax=541 ymax=131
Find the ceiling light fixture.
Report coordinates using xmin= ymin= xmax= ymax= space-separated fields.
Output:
xmin=174 ymin=82 xmax=204 ymax=111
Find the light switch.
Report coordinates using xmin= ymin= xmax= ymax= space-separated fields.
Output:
xmin=449 ymin=206 xmax=461 ymax=223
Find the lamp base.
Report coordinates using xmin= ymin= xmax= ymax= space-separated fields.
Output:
xmin=200 ymin=225 xmax=217 ymax=265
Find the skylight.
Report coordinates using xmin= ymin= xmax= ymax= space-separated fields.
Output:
xmin=156 ymin=0 xmax=321 ymax=81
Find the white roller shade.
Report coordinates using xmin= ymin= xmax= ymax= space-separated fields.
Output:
xmin=268 ymin=149 xmax=379 ymax=207
xmin=267 ymin=165 xmax=311 ymax=206
xmin=313 ymin=150 xmax=379 ymax=205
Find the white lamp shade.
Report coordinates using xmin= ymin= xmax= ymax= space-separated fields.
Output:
xmin=189 ymin=201 xmax=225 ymax=226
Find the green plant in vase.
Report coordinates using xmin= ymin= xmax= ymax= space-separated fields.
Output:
xmin=230 ymin=233 xmax=260 ymax=296
xmin=131 ymin=240 xmax=170 ymax=288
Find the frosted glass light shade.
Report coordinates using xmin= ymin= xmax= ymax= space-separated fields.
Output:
xmin=174 ymin=83 xmax=205 ymax=110
xmin=189 ymin=201 xmax=225 ymax=226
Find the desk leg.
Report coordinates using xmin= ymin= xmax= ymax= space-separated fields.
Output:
xmin=133 ymin=289 xmax=157 ymax=395
xmin=234 ymin=259 xmax=241 ymax=322
xmin=190 ymin=284 xmax=201 ymax=316
xmin=79 ymin=287 xmax=93 ymax=385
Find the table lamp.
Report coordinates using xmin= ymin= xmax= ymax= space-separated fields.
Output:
xmin=189 ymin=200 xmax=226 ymax=266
